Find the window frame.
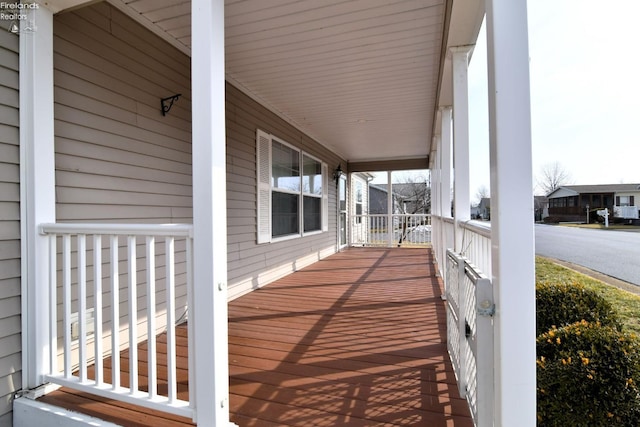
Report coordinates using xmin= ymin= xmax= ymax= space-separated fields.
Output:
xmin=256 ymin=130 xmax=328 ymax=244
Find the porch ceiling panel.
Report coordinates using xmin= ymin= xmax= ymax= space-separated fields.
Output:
xmin=109 ymin=0 xmax=450 ymax=164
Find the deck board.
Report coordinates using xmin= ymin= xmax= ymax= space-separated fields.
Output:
xmin=40 ymin=248 xmax=473 ymax=426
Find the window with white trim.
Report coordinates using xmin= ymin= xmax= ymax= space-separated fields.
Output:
xmin=256 ymin=130 xmax=328 ymax=243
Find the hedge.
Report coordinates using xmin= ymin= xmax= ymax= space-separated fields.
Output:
xmin=536 ymin=281 xmax=620 ymax=336
xmin=537 ymin=321 xmax=640 ymax=426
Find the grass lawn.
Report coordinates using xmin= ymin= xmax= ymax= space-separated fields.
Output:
xmin=536 ymin=256 xmax=640 ymax=335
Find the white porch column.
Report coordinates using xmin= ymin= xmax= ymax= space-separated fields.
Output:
xmin=451 ymin=47 xmax=472 ymax=252
xmin=191 ymin=0 xmax=234 ymax=426
xmin=486 ymin=0 xmax=536 ymax=425
xmin=386 ymin=171 xmax=393 ymax=247
xmin=430 ymin=135 xmax=440 ymax=269
xmin=20 ymin=4 xmax=55 ymax=389
xmin=440 ymin=107 xmax=452 ymax=220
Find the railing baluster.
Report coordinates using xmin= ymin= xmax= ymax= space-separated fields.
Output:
xmin=186 ymin=235 xmax=195 ymax=409
xmin=94 ymin=235 xmax=103 ymax=386
xmin=128 ymin=235 xmax=138 ymax=393
xmin=146 ymin=236 xmax=157 ymax=399
xmin=165 ymin=237 xmax=177 ymax=403
xmin=49 ymin=234 xmax=57 ymax=375
xmin=457 ymin=253 xmax=467 ymax=398
xmin=78 ymin=234 xmax=87 ymax=382
xmin=110 ymin=235 xmax=120 ymax=389
xmin=62 ymin=234 xmax=71 ymax=379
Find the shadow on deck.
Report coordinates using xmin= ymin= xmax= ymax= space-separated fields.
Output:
xmin=39 ymin=248 xmax=472 ymax=426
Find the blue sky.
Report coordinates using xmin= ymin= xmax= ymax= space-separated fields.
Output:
xmin=469 ymin=0 xmax=640 ymax=198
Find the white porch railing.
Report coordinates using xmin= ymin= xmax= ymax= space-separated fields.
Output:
xmin=431 ymin=216 xmax=454 ymax=277
xmin=350 ymin=214 xmax=431 ymax=247
xmin=39 ymin=223 xmax=195 ymax=419
xmin=458 ymin=221 xmax=492 ymax=278
xmin=445 ymin=249 xmax=494 ymax=427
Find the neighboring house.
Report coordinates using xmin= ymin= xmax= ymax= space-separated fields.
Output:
xmin=547 ymin=184 xmax=640 ymax=222
xmin=477 ymin=197 xmax=491 ymax=220
xmin=475 ymin=196 xmax=549 ymax=222
xmin=2 ymin=1 xmax=537 ymax=426
xmin=369 ymin=182 xmax=430 ymax=215
xmin=368 ymin=184 xmax=394 ymax=215
xmin=534 ymin=196 xmax=549 ymax=221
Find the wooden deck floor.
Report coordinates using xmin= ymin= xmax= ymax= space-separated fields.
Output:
xmin=40 ymin=248 xmax=473 ymax=426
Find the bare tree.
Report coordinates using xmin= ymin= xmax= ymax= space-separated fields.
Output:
xmin=475 ymin=185 xmax=490 ymax=205
xmin=394 ymin=173 xmax=431 ymax=215
xmin=537 ymin=162 xmax=572 ymax=195
xmin=393 ymin=173 xmax=431 ymax=245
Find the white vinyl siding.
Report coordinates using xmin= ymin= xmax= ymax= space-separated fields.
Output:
xmin=0 ymin=28 xmax=20 ymax=426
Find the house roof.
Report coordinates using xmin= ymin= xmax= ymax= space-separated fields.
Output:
xmin=548 ymin=184 xmax=640 ymax=198
xmin=49 ymin=0 xmax=485 ymax=170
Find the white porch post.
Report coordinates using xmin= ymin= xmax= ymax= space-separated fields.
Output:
xmin=451 ymin=47 xmax=472 ymax=253
xmin=486 ymin=0 xmax=536 ymax=425
xmin=440 ymin=107 xmax=452 ymax=221
xmin=191 ymin=0 xmax=234 ymax=425
xmin=439 ymin=106 xmax=453 ymax=271
xmin=386 ymin=171 xmax=393 ymax=246
xmin=431 ymin=135 xmax=441 ymax=271
xmin=20 ymin=4 xmax=55 ymax=389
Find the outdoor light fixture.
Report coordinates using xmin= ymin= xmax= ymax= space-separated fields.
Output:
xmin=161 ymin=94 xmax=181 ymax=116
xmin=333 ymin=164 xmax=343 ymax=183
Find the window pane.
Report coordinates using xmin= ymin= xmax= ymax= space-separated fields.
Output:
xmin=356 ymin=181 xmax=363 ymax=202
xmin=339 ymin=178 xmax=346 ymax=211
xmin=272 ymin=141 xmax=300 ymax=192
xmin=303 ymin=196 xmax=321 ymax=232
xmin=303 ymin=155 xmax=322 ymax=195
xmin=272 ymin=192 xmax=299 ymax=237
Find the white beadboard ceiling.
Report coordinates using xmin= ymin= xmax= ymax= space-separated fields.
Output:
xmin=101 ymin=0 xmax=484 ymax=167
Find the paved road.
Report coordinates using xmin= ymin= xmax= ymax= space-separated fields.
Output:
xmin=535 ymin=224 xmax=640 ymax=286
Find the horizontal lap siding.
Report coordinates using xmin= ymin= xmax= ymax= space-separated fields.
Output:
xmin=54 ymin=3 xmax=192 ymax=224
xmin=51 ymin=3 xmax=344 ymax=307
xmin=0 ymin=28 xmax=20 ymax=427
xmin=52 ymin=4 xmax=192 ymax=362
xmin=226 ymin=84 xmax=342 ymax=299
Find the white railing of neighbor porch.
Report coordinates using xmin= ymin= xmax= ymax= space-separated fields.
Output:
xmin=351 ymin=214 xmax=431 ymax=247
xmin=446 ymin=249 xmax=494 ymax=427
xmin=40 ymin=223 xmax=195 ymax=419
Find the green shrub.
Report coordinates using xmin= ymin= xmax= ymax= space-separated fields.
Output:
xmin=537 ymin=321 xmax=640 ymax=426
xmin=536 ymin=281 xmax=620 ymax=336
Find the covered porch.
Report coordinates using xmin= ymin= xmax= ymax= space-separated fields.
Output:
xmin=15 ymin=0 xmax=536 ymax=426
xmin=36 ymin=248 xmax=472 ymax=426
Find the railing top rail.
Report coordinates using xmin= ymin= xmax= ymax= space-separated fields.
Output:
xmin=465 ymin=262 xmax=490 ymax=284
xmin=39 ymin=222 xmax=193 ymax=237
xmin=460 ymin=220 xmax=491 ymax=238
xmin=447 ymin=248 xmax=491 ymax=284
